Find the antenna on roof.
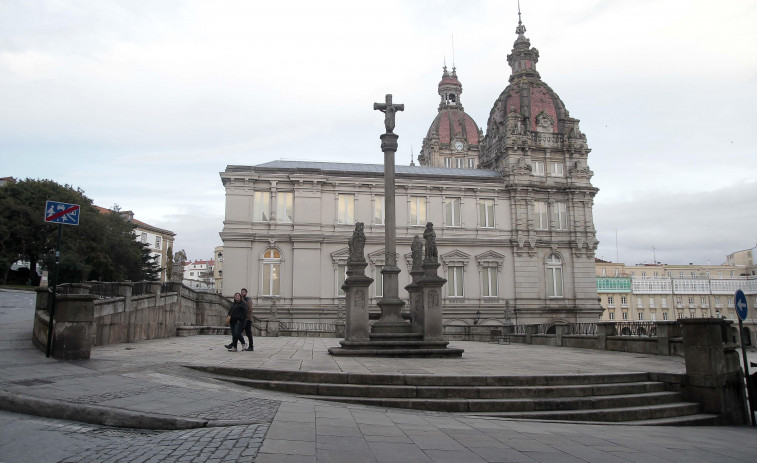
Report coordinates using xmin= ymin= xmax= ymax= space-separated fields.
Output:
xmin=451 ymin=34 xmax=455 ymax=69
xmin=410 ymin=145 xmax=415 ymax=166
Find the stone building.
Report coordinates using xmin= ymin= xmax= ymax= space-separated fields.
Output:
xmin=595 ymin=261 xmax=757 ymax=322
xmin=219 ymin=16 xmax=602 ymax=328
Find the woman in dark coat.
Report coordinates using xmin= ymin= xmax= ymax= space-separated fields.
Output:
xmin=227 ymin=292 xmax=247 ymax=352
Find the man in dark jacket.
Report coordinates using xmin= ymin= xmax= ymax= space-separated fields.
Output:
xmin=241 ymin=288 xmax=254 ymax=351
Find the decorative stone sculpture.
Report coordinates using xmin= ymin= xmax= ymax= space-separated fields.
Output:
xmin=348 ymin=222 xmax=366 ymax=264
xmin=423 ymin=222 xmax=438 ymax=263
xmin=373 ymin=94 xmax=405 ymax=133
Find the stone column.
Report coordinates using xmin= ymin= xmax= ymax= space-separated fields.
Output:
xmin=596 ymin=322 xmax=616 ymax=350
xmin=374 ymin=131 xmax=407 ymax=330
xmin=681 ymin=318 xmax=748 ymax=424
xmin=50 ymin=294 xmax=99 ymax=360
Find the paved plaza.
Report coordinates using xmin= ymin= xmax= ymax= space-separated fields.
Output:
xmin=2 ymin=288 xmax=757 ymax=462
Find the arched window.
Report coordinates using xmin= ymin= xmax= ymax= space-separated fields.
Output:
xmin=262 ymin=248 xmax=281 ymax=296
xmin=546 ymin=253 xmax=563 ymax=298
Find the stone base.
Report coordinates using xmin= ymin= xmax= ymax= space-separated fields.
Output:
xmin=329 ymin=331 xmax=464 ymax=357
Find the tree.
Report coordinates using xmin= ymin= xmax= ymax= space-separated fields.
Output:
xmin=0 ymin=179 xmax=162 ymax=284
xmin=165 ymin=245 xmax=173 ymax=281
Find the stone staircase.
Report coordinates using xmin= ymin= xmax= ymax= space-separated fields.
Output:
xmin=189 ymin=366 xmax=719 ymax=425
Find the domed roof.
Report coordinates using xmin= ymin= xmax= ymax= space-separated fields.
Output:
xmin=427 ymin=109 xmax=480 ymax=145
xmin=425 ymin=66 xmax=481 ymax=146
xmin=485 ymin=17 xmax=567 ymax=137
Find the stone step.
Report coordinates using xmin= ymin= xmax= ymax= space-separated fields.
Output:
xmin=471 ymin=402 xmax=702 ymax=422
xmin=188 ymin=366 xmax=652 ymax=387
xmin=327 ymin=346 xmax=464 ymax=357
xmin=217 ymin=377 xmax=667 ymax=400
xmin=305 ymin=391 xmax=684 ymax=413
xmin=618 ymin=413 xmax=720 ymax=426
xmin=336 ymin=340 xmax=450 ymax=349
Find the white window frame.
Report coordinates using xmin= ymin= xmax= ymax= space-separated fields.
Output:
xmin=455 ymin=158 xmax=463 ymax=169
xmin=551 ymin=202 xmax=568 ymax=230
xmin=337 ymin=193 xmax=355 ymax=225
xmin=478 ymin=199 xmax=495 ymax=228
xmin=482 ymin=266 xmax=498 ymax=297
xmin=534 ymin=201 xmax=548 ymax=230
xmin=276 ymin=192 xmax=294 ymax=223
xmin=444 ymin=197 xmax=461 ymax=227
xmin=549 ymin=161 xmax=564 ymax=177
xmin=262 ymin=248 xmax=281 ymax=296
xmin=546 ymin=253 xmax=564 ymax=298
xmin=447 ymin=265 xmax=464 ymax=297
xmin=468 ymin=158 xmax=475 ymax=169
xmin=444 ymin=157 xmax=452 ymax=168
xmin=409 ymin=196 xmax=426 ymax=226
xmin=533 ymin=160 xmax=545 ymax=176
xmin=253 ymin=191 xmax=271 ymax=222
xmin=374 ymin=195 xmax=385 ymax=225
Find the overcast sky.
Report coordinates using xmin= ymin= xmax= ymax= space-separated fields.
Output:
xmin=2 ymin=0 xmax=755 ymax=266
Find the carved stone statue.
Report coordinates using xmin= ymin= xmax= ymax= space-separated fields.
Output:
xmin=348 ymin=222 xmax=366 ymax=263
xmin=411 ymin=235 xmax=423 ymax=271
xmin=423 ymin=222 xmax=438 ymax=263
xmin=373 ymin=94 xmax=405 ymax=133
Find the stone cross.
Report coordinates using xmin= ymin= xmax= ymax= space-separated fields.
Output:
xmin=373 ymin=94 xmax=404 ymax=133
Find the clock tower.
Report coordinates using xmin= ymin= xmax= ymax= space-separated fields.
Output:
xmin=418 ymin=66 xmax=483 ymax=169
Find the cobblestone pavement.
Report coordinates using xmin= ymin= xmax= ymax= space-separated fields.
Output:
xmin=0 ymin=410 xmax=268 ymax=463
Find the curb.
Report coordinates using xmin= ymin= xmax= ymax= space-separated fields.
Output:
xmin=0 ymin=390 xmax=209 ymax=430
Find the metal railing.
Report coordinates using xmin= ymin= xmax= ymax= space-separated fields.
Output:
xmin=278 ymin=321 xmax=335 ymax=333
xmin=566 ymin=323 xmax=598 ymax=335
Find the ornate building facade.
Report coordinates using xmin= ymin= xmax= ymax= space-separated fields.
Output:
xmin=219 ymin=17 xmax=602 ymax=328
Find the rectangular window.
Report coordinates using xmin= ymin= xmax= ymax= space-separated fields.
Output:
xmin=444 ymin=198 xmax=461 ymax=227
xmin=337 ymin=194 xmax=355 ymax=224
xmin=444 ymin=157 xmax=452 ymax=168
xmin=609 ymin=312 xmax=615 ymax=320
xmin=622 ymin=312 xmax=628 ymax=320
xmin=701 ymin=296 xmax=707 ymax=306
xmin=482 ymin=267 xmax=498 ymax=297
xmin=374 ymin=196 xmax=385 ymax=225
xmin=638 ymin=312 xmax=644 ymax=320
xmin=637 ymin=298 xmax=643 ymax=308
xmin=649 ymin=297 xmax=655 ymax=308
xmin=608 ymin=296 xmax=614 ymax=306
xmin=447 ymin=265 xmax=464 ymax=297
xmin=253 ymin=191 xmax=270 ymax=222
xmin=455 ymin=158 xmax=463 ymax=169
xmin=276 ymin=192 xmax=293 ymax=223
xmin=468 ymin=158 xmax=475 ymax=169
xmin=533 ymin=160 xmax=545 ymax=176
xmin=155 ymin=236 xmax=161 ymax=248
xmin=534 ymin=201 xmax=548 ymax=230
xmin=547 ymin=266 xmax=563 ymax=297
xmin=478 ymin=199 xmax=495 ymax=228
xmin=688 ymin=297 xmax=694 ymax=305
xmin=621 ymin=296 xmax=628 ymax=306
xmin=614 ymin=269 xmax=619 ymax=276
xmin=549 ymin=162 xmax=564 ymax=177
xmin=551 ymin=202 xmax=567 ymax=230
xmin=715 ymin=296 xmax=721 ymax=306
xmin=662 ymin=298 xmax=668 ymax=308
xmin=375 ymin=265 xmax=384 ymax=297
xmin=337 ymin=264 xmax=347 ymax=297
xmin=663 ymin=312 xmax=669 ymax=320
xmin=409 ymin=196 xmax=426 ymax=225
xmin=262 ymin=262 xmax=280 ymax=296
xmin=141 ymin=233 xmax=147 ymax=243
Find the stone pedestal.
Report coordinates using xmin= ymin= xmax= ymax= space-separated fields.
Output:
xmin=405 ymin=267 xmax=425 ymax=334
xmin=417 ymin=262 xmax=446 ymax=341
xmin=681 ymin=318 xmax=748 ymax=424
xmin=33 ymin=294 xmax=98 ymax=360
xmin=343 ymin=262 xmax=373 ymax=342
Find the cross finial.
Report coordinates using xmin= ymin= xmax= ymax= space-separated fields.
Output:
xmin=373 ymin=94 xmax=404 ymax=134
xmin=516 ymin=0 xmax=526 ymax=35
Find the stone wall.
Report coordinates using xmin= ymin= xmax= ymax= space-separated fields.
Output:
xmin=33 ymin=282 xmax=231 ymax=359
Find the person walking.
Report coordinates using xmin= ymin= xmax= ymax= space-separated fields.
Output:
xmin=227 ymin=292 xmax=247 ymax=352
xmin=241 ymin=288 xmax=254 ymax=351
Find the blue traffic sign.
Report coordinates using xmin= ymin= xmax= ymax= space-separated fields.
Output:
xmin=735 ymin=289 xmax=748 ymax=321
xmin=44 ymin=200 xmax=80 ymax=225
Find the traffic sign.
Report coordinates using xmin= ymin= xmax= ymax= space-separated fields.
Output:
xmin=44 ymin=200 xmax=80 ymax=225
xmin=735 ymin=289 xmax=748 ymax=321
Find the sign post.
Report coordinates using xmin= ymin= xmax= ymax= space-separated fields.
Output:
xmin=735 ymin=289 xmax=754 ymax=426
xmin=43 ymin=200 xmax=80 ymax=358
